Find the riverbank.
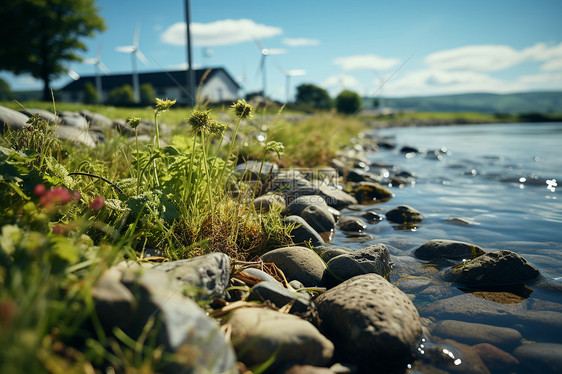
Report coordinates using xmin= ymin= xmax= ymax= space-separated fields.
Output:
xmin=1 ymin=102 xmax=561 ymax=373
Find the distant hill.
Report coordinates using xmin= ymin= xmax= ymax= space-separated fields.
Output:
xmin=365 ymin=91 xmax=562 ymax=114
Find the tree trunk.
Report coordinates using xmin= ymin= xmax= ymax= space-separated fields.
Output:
xmin=42 ymin=75 xmax=51 ymax=102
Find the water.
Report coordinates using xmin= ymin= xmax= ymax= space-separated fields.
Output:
xmin=331 ymin=122 xmax=562 ymax=371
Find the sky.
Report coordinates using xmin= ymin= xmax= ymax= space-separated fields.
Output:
xmin=2 ymin=0 xmax=562 ymax=102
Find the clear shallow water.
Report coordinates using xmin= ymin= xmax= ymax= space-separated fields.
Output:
xmin=330 ymin=122 xmax=562 ymax=370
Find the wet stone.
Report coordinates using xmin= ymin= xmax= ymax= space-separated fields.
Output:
xmin=354 ymin=181 xmax=394 ymax=204
xmin=472 ymin=343 xmax=519 ymax=372
xmin=430 ymin=320 xmax=522 ymax=348
xmin=337 ymin=215 xmax=367 ymax=232
xmin=444 ymin=250 xmax=540 ymax=286
xmin=301 ymin=204 xmax=336 ymax=234
xmin=314 ymin=274 xmax=422 ymax=371
xmin=325 ymin=243 xmax=391 ymax=285
xmin=386 ymin=205 xmax=423 ymax=224
xmin=513 ymin=343 xmax=562 ymax=374
xmin=285 ymin=195 xmax=329 ymax=216
xmin=284 ymin=215 xmax=325 ymax=247
xmin=414 ymin=239 xmax=485 ymax=261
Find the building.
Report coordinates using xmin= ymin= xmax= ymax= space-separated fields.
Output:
xmin=59 ymin=67 xmax=241 ymax=105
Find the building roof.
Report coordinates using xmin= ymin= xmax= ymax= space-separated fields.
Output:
xmin=61 ymin=67 xmax=241 ymax=91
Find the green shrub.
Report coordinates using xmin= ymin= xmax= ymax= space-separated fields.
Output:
xmin=106 ymin=84 xmax=135 ymax=106
xmin=83 ymin=81 xmax=99 ymax=104
xmin=336 ymin=89 xmax=361 ymax=114
xmin=140 ymin=83 xmax=156 ymax=106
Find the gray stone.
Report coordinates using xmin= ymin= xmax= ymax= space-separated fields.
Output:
xmin=420 ymin=339 xmax=490 ymax=374
xmin=242 ymin=267 xmax=280 ymax=284
xmin=444 ymin=250 xmax=540 ymax=286
xmin=337 ymin=216 xmax=367 ymax=232
xmin=0 ymin=105 xmax=30 ymax=131
xmin=314 ymin=274 xmax=422 ymax=371
xmin=285 ymin=195 xmax=329 ymax=216
xmin=119 ymin=267 xmax=237 ymax=373
xmin=253 ymin=193 xmax=285 ymax=213
xmin=284 ymin=215 xmax=325 ymax=247
xmin=234 ymin=160 xmax=278 ymax=181
xmin=21 ymin=108 xmax=59 ymax=123
xmin=430 ymin=320 xmax=522 ymax=348
xmin=317 ymin=184 xmax=358 ymax=209
xmin=226 ymin=308 xmax=334 ymax=370
xmin=414 ymin=239 xmax=485 ymax=261
xmin=55 ymin=125 xmax=97 ymax=147
xmin=354 ymin=181 xmax=394 ymax=204
xmin=154 ymin=252 xmax=230 ymax=300
xmin=346 ymin=169 xmax=382 ymax=183
xmin=80 ymin=109 xmax=113 ymax=130
xmin=386 ymin=205 xmax=423 ymax=224
xmin=248 ymin=281 xmax=311 ymax=313
xmin=91 ymin=267 xmax=136 ymax=328
xmin=325 ymin=244 xmax=390 ymax=284
xmin=394 ymin=276 xmax=433 ymax=294
xmin=270 ymin=170 xmax=311 ymax=192
xmin=472 ymin=343 xmax=519 ymax=372
xmin=58 ymin=111 xmax=89 ymax=130
xmin=514 ymin=343 xmax=562 ymax=374
xmin=301 ymin=204 xmax=336 ymax=234
xmin=261 ymin=246 xmax=326 ymax=287
xmin=313 ymin=245 xmax=352 ymax=263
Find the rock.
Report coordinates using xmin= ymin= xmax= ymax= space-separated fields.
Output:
xmin=354 ymin=181 xmax=394 ymax=204
xmin=0 ymin=105 xmax=30 ymax=131
xmin=400 ymin=145 xmax=420 ymax=154
xmin=420 ymin=339 xmax=490 ymax=374
xmin=154 ymin=253 xmax=230 ymax=300
xmin=394 ymin=276 xmax=433 ymax=294
xmin=226 ymin=308 xmax=334 ymax=370
xmin=472 ymin=343 xmax=519 ymax=371
xmin=285 ymin=195 xmax=329 ymax=216
xmin=21 ymin=108 xmax=59 ymax=123
xmin=313 ymin=245 xmax=352 ymax=263
xmin=242 ymin=267 xmax=280 ymax=284
xmin=386 ymin=205 xmax=423 ymax=224
xmin=444 ymin=250 xmax=540 ymax=286
xmin=282 ymin=365 xmax=334 ymax=374
xmin=284 ymin=215 xmax=325 ymax=247
xmin=248 ymin=281 xmax=311 ymax=313
xmin=317 ymin=184 xmax=357 ymax=209
xmin=54 ymin=125 xmax=97 ymax=147
xmin=91 ymin=267 xmax=136 ymax=327
xmin=346 ymin=169 xmax=382 ymax=183
xmin=261 ymin=246 xmax=326 ymax=287
xmin=301 ymin=204 xmax=336 ymax=234
xmin=80 ymin=109 xmax=113 ymax=130
xmin=253 ymin=193 xmax=286 ymax=213
xmin=430 ymin=320 xmax=522 ymax=348
xmin=414 ymin=239 xmax=486 ymax=261
xmin=513 ymin=343 xmax=562 ymax=373
xmin=314 ymin=274 xmax=422 ymax=371
xmin=118 ymin=267 xmax=237 ymax=373
xmin=58 ymin=111 xmax=89 ymax=130
xmin=235 ymin=160 xmax=278 ymax=181
xmin=325 ymin=244 xmax=390 ymax=284
xmin=337 ymin=216 xmax=367 ymax=232
xmin=361 ymin=210 xmax=383 ymax=223
xmin=270 ymin=170 xmax=311 ymax=191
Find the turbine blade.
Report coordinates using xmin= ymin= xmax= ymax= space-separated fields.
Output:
xmin=67 ymin=70 xmax=80 ymax=81
xmin=96 ymin=44 xmax=103 ymax=59
xmin=133 ymin=23 xmax=141 ymax=47
xmin=116 ymin=45 xmax=135 ymax=53
xmin=288 ymin=69 xmax=306 ymax=76
xmin=274 ymin=62 xmax=287 ymax=76
xmin=83 ymin=58 xmax=97 ymax=64
xmin=136 ymin=50 xmax=149 ymax=65
xmin=268 ymin=48 xmax=286 ymax=55
xmin=98 ymin=61 xmax=110 ymax=75
xmin=253 ymin=38 xmax=265 ymax=53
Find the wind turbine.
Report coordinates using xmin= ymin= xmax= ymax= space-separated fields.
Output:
xmin=83 ymin=45 xmax=110 ymax=101
xmin=116 ymin=24 xmax=148 ymax=103
xmin=254 ymin=39 xmax=285 ymax=99
xmin=276 ymin=64 xmax=306 ymax=103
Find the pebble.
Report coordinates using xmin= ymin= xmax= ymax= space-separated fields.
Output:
xmin=386 ymin=205 xmax=423 ymax=224
xmin=414 ymin=239 xmax=485 ymax=261
xmin=261 ymin=246 xmax=326 ymax=287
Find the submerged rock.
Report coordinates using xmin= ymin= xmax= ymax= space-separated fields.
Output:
xmin=386 ymin=205 xmax=423 ymax=224
xmin=444 ymin=250 xmax=540 ymax=286
xmin=226 ymin=308 xmax=334 ymax=370
xmin=414 ymin=239 xmax=485 ymax=261
xmin=472 ymin=343 xmax=519 ymax=372
xmin=513 ymin=343 xmax=562 ymax=373
xmin=354 ymin=181 xmax=394 ymax=204
xmin=313 ymin=274 xmax=422 ymax=371
xmin=430 ymin=319 xmax=522 ymax=348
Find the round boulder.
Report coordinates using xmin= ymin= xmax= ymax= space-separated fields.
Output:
xmin=326 ymin=243 xmax=391 ymax=284
xmin=261 ymin=246 xmax=326 ymax=287
xmin=414 ymin=239 xmax=485 ymax=261
xmin=444 ymin=250 xmax=540 ymax=286
xmin=301 ymin=204 xmax=336 ymax=234
xmin=313 ymin=273 xmax=422 ymax=371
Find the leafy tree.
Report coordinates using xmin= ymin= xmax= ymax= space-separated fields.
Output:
xmin=107 ymin=85 xmax=135 ymax=106
xmin=83 ymin=82 xmax=98 ymax=104
xmin=0 ymin=78 xmax=12 ymax=101
xmin=295 ymin=83 xmax=333 ymax=110
xmin=0 ymin=0 xmax=106 ymax=101
xmin=140 ymin=83 xmax=156 ymax=106
xmin=336 ymin=90 xmax=362 ymax=114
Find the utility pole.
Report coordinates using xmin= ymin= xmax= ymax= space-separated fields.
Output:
xmin=185 ymin=0 xmax=196 ymax=107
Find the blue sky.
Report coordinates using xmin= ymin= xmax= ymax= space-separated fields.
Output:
xmin=3 ymin=0 xmax=562 ymax=101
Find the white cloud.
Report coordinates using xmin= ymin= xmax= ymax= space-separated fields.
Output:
xmin=385 ymin=69 xmax=524 ymax=96
xmin=334 ymin=54 xmax=400 ymax=71
xmin=425 ymin=45 xmax=524 ymax=72
xmin=160 ymin=19 xmax=282 ymax=47
xmin=518 ymin=72 xmax=562 ymax=87
xmin=541 ymin=59 xmax=562 ymax=71
xmin=282 ymin=38 xmax=320 ymax=47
